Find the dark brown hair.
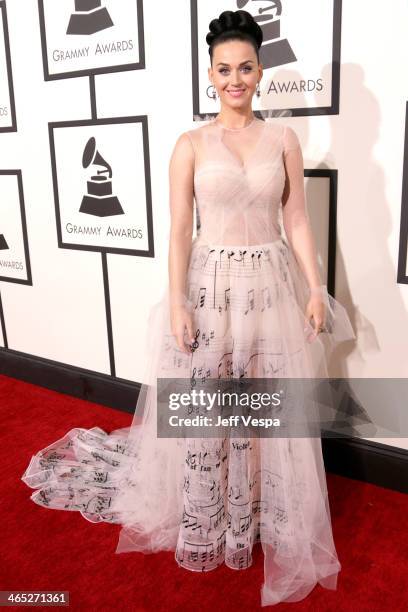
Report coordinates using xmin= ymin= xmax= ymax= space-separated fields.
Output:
xmin=206 ymin=10 xmax=263 ymax=65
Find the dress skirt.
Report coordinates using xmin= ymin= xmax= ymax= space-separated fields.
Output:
xmin=22 ymin=236 xmax=355 ymax=606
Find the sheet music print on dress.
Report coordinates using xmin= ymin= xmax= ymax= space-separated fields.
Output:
xmin=21 ymin=116 xmax=355 ymax=607
xmin=172 ymin=243 xmax=307 ymax=575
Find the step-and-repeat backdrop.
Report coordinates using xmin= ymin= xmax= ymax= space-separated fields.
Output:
xmin=0 ymin=0 xmax=406 ymax=390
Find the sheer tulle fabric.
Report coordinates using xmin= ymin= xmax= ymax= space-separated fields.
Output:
xmin=21 ymin=116 xmax=355 ymax=606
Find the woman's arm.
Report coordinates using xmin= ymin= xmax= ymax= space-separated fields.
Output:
xmin=168 ymin=132 xmax=194 ymax=305
xmin=281 ymin=126 xmax=322 ymax=291
xmin=168 ymin=132 xmax=195 ymax=352
xmin=281 ymin=125 xmax=327 ymax=339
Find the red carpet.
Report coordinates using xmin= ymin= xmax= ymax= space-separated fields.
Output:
xmin=0 ymin=373 xmax=407 ymax=611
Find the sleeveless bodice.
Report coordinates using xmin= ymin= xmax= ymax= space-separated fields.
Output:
xmin=185 ymin=117 xmax=301 ymax=246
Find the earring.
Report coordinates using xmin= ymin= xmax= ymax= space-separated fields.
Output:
xmin=209 ymin=84 xmax=218 ymax=101
xmin=256 ymin=82 xmax=261 ymax=97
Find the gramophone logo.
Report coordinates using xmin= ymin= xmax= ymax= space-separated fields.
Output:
xmin=0 ymin=233 xmax=9 ymax=249
xmin=38 ymin=0 xmax=144 ymax=79
xmin=237 ymin=0 xmax=296 ymax=69
xmin=49 ymin=118 xmax=154 ymax=257
xmin=80 ymin=137 xmax=124 ymax=217
xmin=197 ymin=0 xmax=340 ymax=116
xmin=67 ymin=0 xmax=114 ymax=36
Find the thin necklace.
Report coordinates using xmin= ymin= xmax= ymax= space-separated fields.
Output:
xmin=214 ymin=115 xmax=256 ymax=131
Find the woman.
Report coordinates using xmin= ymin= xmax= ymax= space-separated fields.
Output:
xmin=22 ymin=9 xmax=355 ymax=607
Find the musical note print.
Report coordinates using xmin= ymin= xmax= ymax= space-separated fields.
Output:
xmin=182 ymin=508 xmax=203 ymax=532
xmin=229 ymin=485 xmax=244 ymax=502
xmin=190 ymin=366 xmax=197 ymax=388
xmin=228 ymin=547 xmax=252 ymax=570
xmin=194 ymin=288 xmax=206 ymax=309
xmin=91 ymin=470 xmax=108 ymax=484
xmin=252 ymin=499 xmax=269 ymax=514
xmin=239 ymin=514 xmax=252 ymax=534
xmin=190 ymin=329 xmax=200 ymax=352
xmin=273 ymin=506 xmax=289 ymax=524
xmin=210 ymin=505 xmax=226 ymax=530
xmin=176 ymin=541 xmax=217 ymax=571
xmin=186 ymin=449 xmax=209 ymax=469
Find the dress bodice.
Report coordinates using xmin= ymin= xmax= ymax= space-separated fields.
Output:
xmin=185 ymin=116 xmax=301 ymax=246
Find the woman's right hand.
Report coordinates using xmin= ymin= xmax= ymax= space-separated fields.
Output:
xmin=170 ymin=304 xmax=195 ymax=354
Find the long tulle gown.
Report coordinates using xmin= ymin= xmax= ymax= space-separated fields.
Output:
xmin=21 ymin=115 xmax=355 ymax=606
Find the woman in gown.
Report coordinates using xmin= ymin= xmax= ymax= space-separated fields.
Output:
xmin=21 ymin=9 xmax=356 ymax=607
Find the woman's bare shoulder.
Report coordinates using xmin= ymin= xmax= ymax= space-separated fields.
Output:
xmin=169 ymin=131 xmax=196 ymax=171
xmin=171 ymin=131 xmax=195 ymax=156
xmin=263 ymin=119 xmax=285 ymax=137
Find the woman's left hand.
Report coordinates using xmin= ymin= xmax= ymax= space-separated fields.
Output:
xmin=304 ymin=293 xmax=327 ymax=342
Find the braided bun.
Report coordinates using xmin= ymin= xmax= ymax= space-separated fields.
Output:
xmin=206 ymin=10 xmax=263 ymax=62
